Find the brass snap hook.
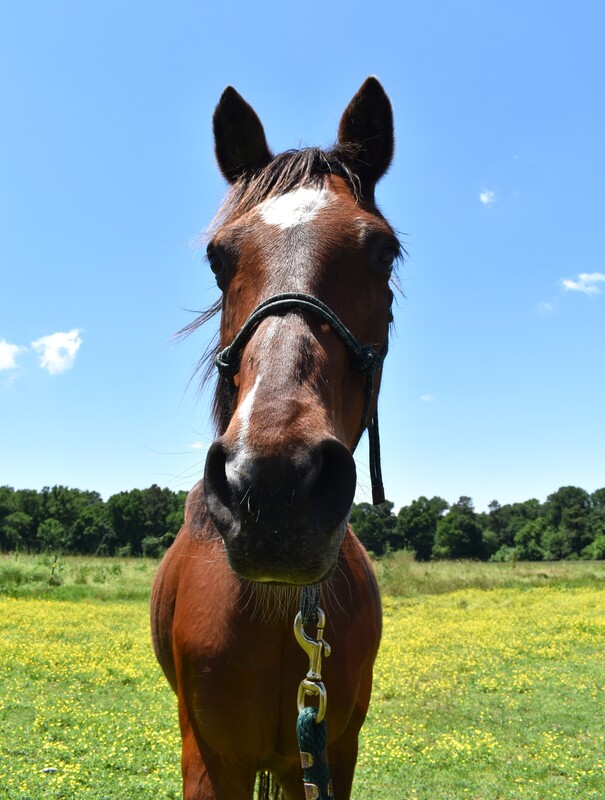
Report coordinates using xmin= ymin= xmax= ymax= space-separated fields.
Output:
xmin=294 ymin=608 xmax=331 ymax=723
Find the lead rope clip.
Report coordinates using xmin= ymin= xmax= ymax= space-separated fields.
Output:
xmin=294 ymin=607 xmax=335 ymax=799
xmin=294 ymin=607 xmax=331 ymax=723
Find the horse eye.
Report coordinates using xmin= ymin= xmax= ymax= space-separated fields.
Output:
xmin=377 ymin=246 xmax=397 ymax=271
xmin=206 ymin=246 xmax=226 ymax=284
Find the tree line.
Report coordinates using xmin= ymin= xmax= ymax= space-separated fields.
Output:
xmin=1 ymin=483 xmax=604 ymax=561
xmin=350 ymin=487 xmax=605 ymax=561
xmin=0 ymin=485 xmax=187 ymax=557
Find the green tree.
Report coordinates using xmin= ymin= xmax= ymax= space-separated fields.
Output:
xmin=70 ymin=504 xmax=115 ymax=554
xmin=486 ymin=499 xmax=542 ymax=550
xmin=514 ymin=518 xmax=549 ymax=561
xmin=37 ymin=518 xmax=66 ymax=551
xmin=106 ymin=490 xmax=148 ymax=555
xmin=13 ymin=490 xmax=44 ymax=549
xmin=349 ymin=501 xmax=395 ymax=556
xmin=589 ymin=488 xmax=605 ymax=541
xmin=582 ymin=534 xmax=605 ymax=560
xmin=433 ymin=496 xmax=484 ymax=559
xmin=0 ymin=486 xmax=15 ymax=523
xmin=142 ymin=485 xmax=181 ymax=537
xmin=104 ymin=485 xmax=185 ymax=555
xmin=2 ymin=511 xmax=34 ymax=550
xmin=0 ymin=487 xmax=16 ymax=549
xmin=396 ymin=496 xmax=448 ymax=560
xmin=542 ymin=526 xmax=572 ymax=560
xmin=544 ymin=486 xmax=592 ymax=557
xmin=143 ymin=502 xmax=186 ymax=556
xmin=39 ymin=486 xmax=106 ymax=550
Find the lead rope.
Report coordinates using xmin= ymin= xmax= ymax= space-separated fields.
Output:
xmin=294 ymin=587 xmax=334 ymax=799
xmin=224 ymin=295 xmax=387 ymax=799
xmin=256 ymin=593 xmax=335 ymax=799
xmin=368 ymin=408 xmax=384 ymax=504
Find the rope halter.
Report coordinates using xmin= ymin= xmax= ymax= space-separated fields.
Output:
xmin=214 ymin=292 xmax=387 ymax=504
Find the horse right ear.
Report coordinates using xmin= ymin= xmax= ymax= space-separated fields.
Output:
xmin=337 ymin=77 xmax=394 ymax=199
xmin=213 ymin=87 xmax=273 ymax=184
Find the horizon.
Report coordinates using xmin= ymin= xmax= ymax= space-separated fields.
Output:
xmin=2 ymin=478 xmax=603 ymax=517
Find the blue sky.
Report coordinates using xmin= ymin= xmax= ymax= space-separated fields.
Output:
xmin=1 ymin=0 xmax=604 ymax=512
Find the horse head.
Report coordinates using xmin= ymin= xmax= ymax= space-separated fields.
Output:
xmin=203 ymin=78 xmax=398 ymax=585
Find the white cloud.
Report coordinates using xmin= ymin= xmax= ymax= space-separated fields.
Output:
xmin=561 ymin=272 xmax=605 ymax=296
xmin=420 ymin=394 xmax=435 ymax=402
xmin=537 ymin=302 xmax=556 ymax=314
xmin=0 ymin=340 xmax=25 ymax=371
xmin=479 ymin=190 xmax=496 ymax=206
xmin=189 ymin=442 xmax=207 ymax=451
xmin=31 ymin=329 xmax=83 ymax=374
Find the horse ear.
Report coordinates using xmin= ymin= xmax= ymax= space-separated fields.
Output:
xmin=337 ymin=77 xmax=394 ymax=198
xmin=213 ymin=87 xmax=273 ymax=183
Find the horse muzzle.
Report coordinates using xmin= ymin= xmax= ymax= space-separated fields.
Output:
xmin=203 ymin=437 xmax=356 ymax=584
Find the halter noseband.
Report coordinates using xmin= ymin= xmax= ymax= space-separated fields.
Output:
xmin=214 ymin=292 xmax=387 ymax=504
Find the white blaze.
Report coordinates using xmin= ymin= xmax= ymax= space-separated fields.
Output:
xmin=235 ymin=374 xmax=260 ymax=447
xmin=259 ymin=185 xmax=329 ymax=230
xmin=225 ymin=318 xmax=283 ymax=485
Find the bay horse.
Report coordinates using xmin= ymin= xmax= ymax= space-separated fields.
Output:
xmin=151 ymin=77 xmax=399 ymax=799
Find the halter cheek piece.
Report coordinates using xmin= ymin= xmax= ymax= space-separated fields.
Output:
xmin=214 ymin=292 xmax=387 ymax=504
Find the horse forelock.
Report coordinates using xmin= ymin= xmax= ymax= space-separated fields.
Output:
xmin=213 ymin=146 xmax=361 ymax=229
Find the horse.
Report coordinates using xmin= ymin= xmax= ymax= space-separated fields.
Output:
xmin=151 ymin=77 xmax=399 ymax=800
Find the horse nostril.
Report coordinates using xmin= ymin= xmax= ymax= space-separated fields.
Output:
xmin=204 ymin=440 xmax=236 ymax=538
xmin=309 ymin=439 xmax=357 ymax=530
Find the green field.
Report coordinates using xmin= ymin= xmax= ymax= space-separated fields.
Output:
xmin=1 ymin=555 xmax=604 ymax=799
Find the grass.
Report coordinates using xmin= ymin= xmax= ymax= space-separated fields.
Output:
xmin=1 ymin=554 xmax=604 ymax=798
xmin=375 ymin=549 xmax=605 ymax=597
xmin=0 ymin=596 xmax=180 ymax=799
xmin=3 ymin=551 xmax=605 ymax=602
xmin=355 ymin=586 xmax=605 ymax=799
xmin=0 ymin=553 xmax=158 ymax=601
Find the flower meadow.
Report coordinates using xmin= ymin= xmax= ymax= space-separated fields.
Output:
xmin=1 ymin=584 xmax=604 ymax=799
xmin=0 ymin=598 xmax=181 ymax=799
xmin=356 ymin=587 xmax=605 ymax=799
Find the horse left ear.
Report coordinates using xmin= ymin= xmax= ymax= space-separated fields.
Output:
xmin=213 ymin=87 xmax=273 ymax=184
xmin=337 ymin=77 xmax=394 ymax=199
